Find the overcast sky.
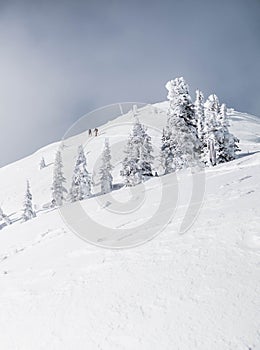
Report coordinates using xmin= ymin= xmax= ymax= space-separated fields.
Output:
xmin=0 ymin=0 xmax=259 ymax=166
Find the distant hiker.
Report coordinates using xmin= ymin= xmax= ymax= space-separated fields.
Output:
xmin=154 ymin=171 xmax=159 ymax=177
xmin=94 ymin=128 xmax=98 ymax=137
xmin=88 ymin=129 xmax=92 ymax=137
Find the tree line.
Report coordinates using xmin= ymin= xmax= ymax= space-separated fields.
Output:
xmin=0 ymin=77 xmax=239 ymax=225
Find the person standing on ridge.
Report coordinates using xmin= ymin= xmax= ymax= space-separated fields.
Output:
xmin=94 ymin=128 xmax=98 ymax=137
xmin=88 ymin=129 xmax=92 ymax=137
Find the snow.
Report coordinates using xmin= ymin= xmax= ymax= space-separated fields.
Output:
xmin=0 ymin=103 xmax=259 ymax=349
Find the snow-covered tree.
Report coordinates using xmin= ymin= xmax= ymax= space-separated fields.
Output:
xmin=39 ymin=156 xmax=46 ymax=169
xmin=121 ymin=118 xmax=153 ymax=186
xmin=194 ymin=89 xmax=205 ymax=142
xmin=121 ymin=138 xmax=142 ymax=186
xmin=202 ymin=94 xmax=221 ymax=166
xmin=202 ymin=96 xmax=239 ymax=166
xmin=99 ymin=139 xmax=113 ymax=194
xmin=22 ymin=180 xmax=36 ymax=222
xmin=217 ymin=103 xmax=240 ymax=162
xmin=0 ymin=207 xmax=11 ymax=225
xmin=140 ymin=132 xmax=154 ymax=177
xmin=69 ymin=145 xmax=91 ymax=202
xmin=51 ymin=150 xmax=67 ymax=206
xmin=204 ymin=94 xmax=220 ymax=115
xmin=166 ymin=77 xmax=197 ymax=129
xmin=160 ymin=126 xmax=176 ymax=174
xmin=161 ymin=77 xmax=200 ymax=173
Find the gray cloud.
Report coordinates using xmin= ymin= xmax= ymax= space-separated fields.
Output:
xmin=0 ymin=0 xmax=259 ymax=166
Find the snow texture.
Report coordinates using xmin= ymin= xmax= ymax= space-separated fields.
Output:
xmin=0 ymin=102 xmax=259 ymax=350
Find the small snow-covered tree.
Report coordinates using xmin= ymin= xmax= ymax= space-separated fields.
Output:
xmin=121 ymin=118 xmax=153 ymax=186
xmin=69 ymin=145 xmax=91 ymax=202
xmin=99 ymin=139 xmax=113 ymax=194
xmin=22 ymin=180 xmax=36 ymax=222
xmin=161 ymin=77 xmax=200 ymax=173
xmin=0 ymin=207 xmax=11 ymax=225
xmin=39 ymin=156 xmax=46 ymax=169
xmin=52 ymin=150 xmax=67 ymax=206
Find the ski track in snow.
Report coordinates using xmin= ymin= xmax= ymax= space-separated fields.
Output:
xmin=0 ymin=105 xmax=259 ymax=349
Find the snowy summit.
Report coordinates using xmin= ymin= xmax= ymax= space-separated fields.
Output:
xmin=0 ymin=77 xmax=259 ymax=350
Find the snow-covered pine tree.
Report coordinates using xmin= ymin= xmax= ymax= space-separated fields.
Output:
xmin=161 ymin=77 xmax=200 ymax=173
xmin=0 ymin=207 xmax=11 ymax=225
xmin=160 ymin=126 xmax=176 ymax=174
xmin=166 ymin=77 xmax=197 ymax=129
xmin=22 ymin=180 xmax=36 ymax=222
xmin=39 ymin=156 xmax=46 ymax=169
xmin=121 ymin=118 xmax=153 ymax=186
xmin=69 ymin=145 xmax=91 ymax=202
xmin=202 ymin=94 xmax=221 ymax=166
xmin=202 ymin=95 xmax=239 ymax=165
xmin=99 ymin=139 xmax=113 ymax=194
xmin=194 ymin=89 xmax=205 ymax=142
xmin=219 ymin=103 xmax=228 ymax=128
xmin=121 ymin=137 xmax=142 ymax=186
xmin=51 ymin=150 xmax=67 ymax=206
xmin=140 ymin=131 xmax=154 ymax=177
xmin=217 ymin=103 xmax=240 ymax=162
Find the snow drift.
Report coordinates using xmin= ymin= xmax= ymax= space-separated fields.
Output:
xmin=0 ymin=103 xmax=259 ymax=350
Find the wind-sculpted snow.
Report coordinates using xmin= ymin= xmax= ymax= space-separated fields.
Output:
xmin=0 ymin=104 xmax=259 ymax=349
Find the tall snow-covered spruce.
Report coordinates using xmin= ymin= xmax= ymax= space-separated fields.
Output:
xmin=121 ymin=117 xmax=153 ymax=186
xmin=194 ymin=89 xmax=205 ymax=143
xmin=99 ymin=139 xmax=113 ymax=194
xmin=202 ymin=94 xmax=220 ymax=165
xmin=69 ymin=145 xmax=91 ymax=202
xmin=218 ymin=103 xmax=240 ymax=162
xmin=161 ymin=77 xmax=200 ymax=173
xmin=51 ymin=150 xmax=67 ymax=206
xmin=22 ymin=180 xmax=36 ymax=222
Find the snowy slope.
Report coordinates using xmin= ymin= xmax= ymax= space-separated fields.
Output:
xmin=0 ymin=104 xmax=259 ymax=350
